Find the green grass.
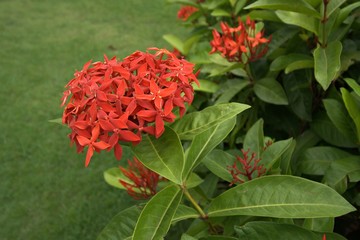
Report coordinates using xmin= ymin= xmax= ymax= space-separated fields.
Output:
xmin=0 ymin=0 xmax=186 ymax=239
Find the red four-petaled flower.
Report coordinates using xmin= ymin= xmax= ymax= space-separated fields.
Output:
xmin=210 ymin=17 xmax=271 ymax=64
xmin=61 ymin=48 xmax=199 ymax=166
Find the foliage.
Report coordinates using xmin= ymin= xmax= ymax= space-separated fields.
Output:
xmin=58 ymin=0 xmax=360 ymax=239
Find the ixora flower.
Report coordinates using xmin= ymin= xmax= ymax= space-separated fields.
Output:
xmin=177 ymin=6 xmax=198 ymax=21
xmin=119 ymin=157 xmax=161 ymax=200
xmin=227 ymin=149 xmax=266 ymax=185
xmin=61 ymin=48 xmax=199 ymax=167
xmin=210 ymin=17 xmax=271 ymax=64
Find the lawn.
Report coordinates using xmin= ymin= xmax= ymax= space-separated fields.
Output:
xmin=0 ymin=0 xmax=186 ymax=239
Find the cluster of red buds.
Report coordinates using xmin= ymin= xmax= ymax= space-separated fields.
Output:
xmin=210 ymin=17 xmax=271 ymax=64
xmin=227 ymin=149 xmax=266 ymax=185
xmin=61 ymin=48 xmax=199 ymax=167
xmin=177 ymin=6 xmax=198 ymax=21
xmin=120 ymin=157 xmax=161 ymax=200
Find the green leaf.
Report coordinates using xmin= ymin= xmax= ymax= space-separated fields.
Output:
xmin=341 ymin=88 xmax=360 ymax=143
xmin=215 ymin=79 xmax=249 ymax=104
xmin=193 ymin=79 xmax=220 ymax=93
xmin=203 ymin=149 xmax=235 ymax=183
xmin=133 ymin=185 xmax=182 ymax=240
xmin=266 ymin=26 xmax=299 ymax=57
xmin=208 ymin=175 xmax=355 ymax=218
xmin=166 ymin=0 xmax=199 ymax=7
xmin=186 ymin=173 xmax=204 ymax=189
xmin=254 ymin=78 xmax=289 ymax=105
xmin=311 ymin=111 xmax=358 ymax=148
xmin=275 ymin=10 xmax=318 ymax=34
xmin=235 ymin=221 xmax=346 ymax=240
xmin=183 ymin=34 xmax=202 ymax=55
xmin=297 ymin=146 xmax=352 ymax=175
xmin=243 ymin=119 xmax=264 ymax=158
xmin=211 ymin=9 xmax=231 ymax=17
xmin=303 ymin=217 xmax=334 ymax=232
xmin=132 ymin=127 xmax=184 ymax=184
xmin=279 ymin=139 xmax=296 ymax=175
xmin=103 ymin=167 xmax=126 ymax=190
xmin=321 ymin=0 xmax=346 ymax=19
xmin=163 ymin=34 xmax=185 ymax=54
xmin=244 ymin=0 xmax=321 ymax=18
xmin=344 ymin=78 xmax=360 ymax=97
xmin=285 ymin=60 xmax=314 ymax=73
xmin=313 ymin=40 xmax=342 ymax=90
xmin=323 ymin=98 xmax=357 ymax=143
xmin=173 ymin=204 xmax=199 ymax=223
xmin=97 ymin=206 xmax=143 ymax=240
xmin=261 ymin=138 xmax=293 ymax=171
xmin=324 ymin=156 xmax=360 ymax=193
xmin=209 ymin=63 xmax=244 ymax=77
xmin=335 ymin=2 xmax=360 ymax=27
xmin=48 ymin=118 xmax=63 ymax=125
xmin=270 ymin=54 xmax=313 ymax=71
xmin=171 ymin=103 xmax=250 ymax=140
xmin=248 ymin=10 xmax=281 ymax=22
xmin=183 ymin=117 xmax=236 ymax=180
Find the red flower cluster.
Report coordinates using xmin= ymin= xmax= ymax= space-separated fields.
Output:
xmin=210 ymin=17 xmax=271 ymax=64
xmin=61 ymin=48 xmax=199 ymax=167
xmin=177 ymin=6 xmax=198 ymax=21
xmin=120 ymin=157 xmax=161 ymax=200
xmin=227 ymin=149 xmax=266 ymax=185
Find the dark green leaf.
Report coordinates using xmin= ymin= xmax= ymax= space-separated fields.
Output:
xmin=215 ymin=79 xmax=249 ymax=104
xmin=341 ymin=88 xmax=360 ymax=143
xmin=275 ymin=11 xmax=318 ymax=34
xmin=321 ymin=0 xmax=346 ymax=19
xmin=344 ymin=78 xmax=360 ymax=97
xmin=270 ymin=54 xmax=313 ymax=71
xmin=203 ymin=149 xmax=235 ymax=182
xmin=261 ymin=138 xmax=293 ymax=171
xmin=335 ymin=2 xmax=360 ymax=27
xmin=235 ymin=221 xmax=346 ymax=240
xmin=171 ymin=103 xmax=250 ymax=140
xmin=313 ymin=40 xmax=342 ymax=90
xmin=133 ymin=185 xmax=182 ymax=240
xmin=303 ymin=217 xmax=335 ymax=232
xmin=173 ymin=204 xmax=199 ymax=223
xmin=248 ymin=10 xmax=281 ymax=22
xmin=285 ymin=60 xmax=314 ymax=73
xmin=208 ymin=175 xmax=355 ymax=218
xmin=211 ymin=9 xmax=231 ymax=17
xmin=132 ymin=127 xmax=184 ymax=184
xmin=243 ymin=119 xmax=264 ymax=158
xmin=254 ymin=78 xmax=289 ymax=105
xmin=193 ymin=79 xmax=220 ymax=93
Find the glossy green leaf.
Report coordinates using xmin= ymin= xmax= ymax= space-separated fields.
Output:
xmin=173 ymin=204 xmax=199 ymax=223
xmin=321 ymin=0 xmax=345 ymax=19
xmin=248 ymin=10 xmax=281 ymax=22
xmin=324 ymin=156 xmax=360 ymax=193
xmin=97 ymin=205 xmax=142 ymax=240
xmin=132 ymin=127 xmax=184 ymax=184
xmin=243 ymin=119 xmax=264 ymax=158
xmin=341 ymin=88 xmax=360 ymax=143
xmin=211 ymin=9 xmax=231 ymax=17
xmin=270 ymin=54 xmax=313 ymax=71
xmin=254 ymin=78 xmax=289 ymax=105
xmin=335 ymin=2 xmax=360 ymax=27
xmin=303 ymin=217 xmax=334 ymax=232
xmin=183 ymin=117 xmax=236 ymax=180
xmin=261 ymin=138 xmax=293 ymax=171
xmin=203 ymin=149 xmax=235 ymax=183
xmin=163 ymin=34 xmax=184 ymax=53
xmin=186 ymin=173 xmax=203 ymax=189
xmin=235 ymin=221 xmax=346 ymax=240
xmin=313 ymin=40 xmax=342 ymax=90
xmin=285 ymin=60 xmax=314 ymax=73
xmin=344 ymin=78 xmax=360 ymax=97
xmin=323 ymin=98 xmax=357 ymax=143
xmin=215 ymin=79 xmax=249 ymax=104
xmin=276 ymin=10 xmax=318 ymax=34
xmin=171 ymin=103 xmax=250 ymax=140
xmin=279 ymin=139 xmax=296 ymax=175
xmin=209 ymin=63 xmax=244 ymax=77
xmin=193 ymin=79 xmax=220 ymax=93
xmin=245 ymin=0 xmax=321 ymax=18
xmin=311 ymin=111 xmax=357 ymax=148
xmin=297 ymin=146 xmax=352 ymax=175
xmin=133 ymin=185 xmax=182 ymax=240
xmin=103 ymin=167 xmax=126 ymax=190
xmin=208 ymin=175 xmax=355 ymax=218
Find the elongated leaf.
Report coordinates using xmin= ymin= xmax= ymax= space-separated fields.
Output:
xmin=133 ymin=185 xmax=182 ymax=240
xmin=324 ymin=156 xmax=360 ymax=193
xmin=97 ymin=205 xmax=143 ymax=240
xmin=186 ymin=173 xmax=203 ymax=188
xmin=313 ymin=40 xmax=342 ymax=90
xmin=103 ymin=167 xmax=126 ymax=189
xmin=254 ymin=78 xmax=289 ymax=105
xmin=270 ymin=54 xmax=313 ymax=71
xmin=323 ymin=98 xmax=357 ymax=143
xmin=341 ymin=88 xmax=360 ymax=143
xmin=321 ymin=0 xmax=346 ymax=19
xmin=345 ymin=78 xmax=360 ymax=96
xmin=285 ymin=60 xmax=314 ymax=73
xmin=245 ymin=0 xmax=321 ymax=18
xmin=235 ymin=221 xmax=346 ymax=240
xmin=163 ymin=34 xmax=184 ymax=53
xmin=203 ymin=149 xmax=236 ymax=182
xmin=215 ymin=79 xmax=249 ymax=104
xmin=276 ymin=10 xmax=318 ymax=34
xmin=243 ymin=119 xmax=264 ymax=158
xmin=48 ymin=118 xmax=63 ymax=125
xmin=193 ymin=79 xmax=219 ymax=93
xmin=167 ymin=0 xmax=199 ymax=7
xmin=132 ymin=127 xmax=184 ymax=184
xmin=248 ymin=10 xmax=281 ymax=22
xmin=335 ymin=2 xmax=360 ymax=27
xmin=266 ymin=26 xmax=299 ymax=56
xmin=261 ymin=138 xmax=293 ymax=171
xmin=279 ymin=139 xmax=296 ymax=175
xmin=173 ymin=204 xmax=199 ymax=223
xmin=303 ymin=217 xmax=334 ymax=232
xmin=208 ymin=175 xmax=355 ymax=218
xmin=171 ymin=103 xmax=250 ymax=140
xmin=297 ymin=146 xmax=352 ymax=175
xmin=183 ymin=117 xmax=236 ymax=180
xmin=211 ymin=9 xmax=231 ymax=17
xmin=183 ymin=34 xmax=202 ymax=55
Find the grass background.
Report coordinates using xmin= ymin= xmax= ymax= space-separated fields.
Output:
xmin=0 ymin=0 xmax=186 ymax=239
